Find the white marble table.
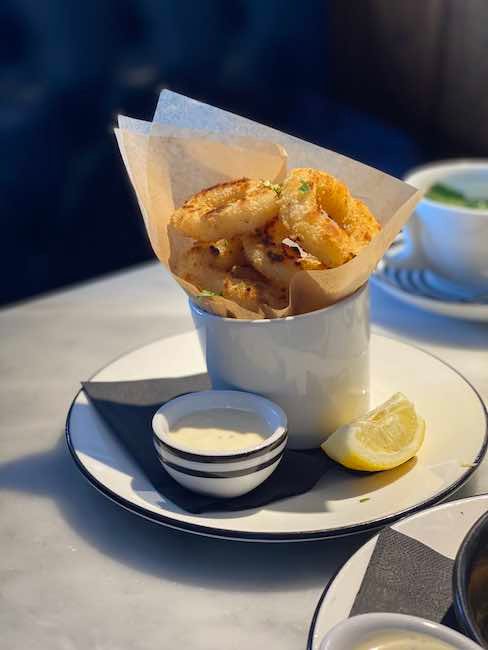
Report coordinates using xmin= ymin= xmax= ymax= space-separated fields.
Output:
xmin=1 ymin=263 xmax=487 ymax=650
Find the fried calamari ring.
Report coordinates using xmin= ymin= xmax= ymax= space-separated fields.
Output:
xmin=174 ymin=244 xmax=287 ymax=311
xmin=224 ymin=274 xmax=287 ymax=311
xmin=173 ymin=245 xmax=226 ymax=296
xmin=242 ymin=219 xmax=325 ymax=288
xmin=345 ymin=199 xmax=381 ymax=247
xmin=280 ymin=169 xmax=356 ymax=267
xmin=171 ymin=178 xmax=280 ymax=242
xmin=307 ymin=168 xmax=381 ymax=245
xmin=280 ymin=168 xmax=381 ymax=266
xmin=207 ymin=237 xmax=246 ymax=271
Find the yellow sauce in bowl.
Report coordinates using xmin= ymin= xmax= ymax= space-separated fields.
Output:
xmin=353 ymin=630 xmax=456 ymax=650
xmin=168 ymin=408 xmax=271 ymax=451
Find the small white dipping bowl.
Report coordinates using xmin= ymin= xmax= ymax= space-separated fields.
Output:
xmin=319 ymin=613 xmax=481 ymax=649
xmin=152 ymin=390 xmax=288 ymax=498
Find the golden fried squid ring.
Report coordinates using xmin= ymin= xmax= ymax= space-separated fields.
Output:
xmin=224 ymin=274 xmax=287 ymax=311
xmin=303 ymin=168 xmax=380 ymax=245
xmin=206 ymin=237 xmax=246 ymax=271
xmin=280 ymin=170 xmax=356 ymax=267
xmin=242 ymin=219 xmax=325 ymax=289
xmin=280 ymin=168 xmax=380 ymax=266
xmin=171 ymin=178 xmax=280 ymax=242
xmin=346 ymin=199 xmax=382 ymax=246
xmin=174 ymin=244 xmax=287 ymax=311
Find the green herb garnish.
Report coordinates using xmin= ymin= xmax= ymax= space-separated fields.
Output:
xmin=196 ymin=289 xmax=222 ymax=298
xmin=298 ymin=180 xmax=311 ymax=193
xmin=262 ymin=179 xmax=282 ymax=197
xmin=426 ymin=183 xmax=488 ymax=209
xmin=359 ymin=497 xmax=370 ymax=503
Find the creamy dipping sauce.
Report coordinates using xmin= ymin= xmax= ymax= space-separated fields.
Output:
xmin=168 ymin=409 xmax=271 ymax=451
xmin=353 ymin=630 xmax=456 ymax=650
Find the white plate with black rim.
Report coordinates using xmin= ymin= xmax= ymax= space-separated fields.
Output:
xmin=307 ymin=493 xmax=488 ymax=649
xmin=66 ymin=330 xmax=487 ymax=542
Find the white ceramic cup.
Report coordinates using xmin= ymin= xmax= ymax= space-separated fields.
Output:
xmin=402 ymin=160 xmax=488 ymax=291
xmin=319 ymin=613 xmax=481 ymax=649
xmin=190 ymin=284 xmax=369 ymax=450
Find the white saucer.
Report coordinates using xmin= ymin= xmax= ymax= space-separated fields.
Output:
xmin=372 ymin=258 xmax=488 ymax=322
xmin=66 ymin=331 xmax=487 ymax=542
xmin=308 ymin=493 xmax=488 ymax=649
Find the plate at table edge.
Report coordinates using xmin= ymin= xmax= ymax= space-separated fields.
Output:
xmin=307 ymin=493 xmax=488 ymax=649
xmin=66 ymin=330 xmax=488 ymax=542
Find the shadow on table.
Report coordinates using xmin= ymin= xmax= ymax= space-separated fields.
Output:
xmin=0 ymin=434 xmax=368 ymax=594
xmin=371 ymin=284 xmax=488 ymax=350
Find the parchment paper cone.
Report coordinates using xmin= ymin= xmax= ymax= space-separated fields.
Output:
xmin=115 ymin=91 xmax=422 ymax=319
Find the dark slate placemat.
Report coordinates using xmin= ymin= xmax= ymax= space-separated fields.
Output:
xmin=350 ymin=527 xmax=456 ymax=625
xmin=82 ymin=376 xmax=333 ymax=514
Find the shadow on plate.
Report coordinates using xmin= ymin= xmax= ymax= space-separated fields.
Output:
xmin=267 ymin=458 xmax=417 ymax=515
xmin=130 ymin=453 xmax=416 ymax=519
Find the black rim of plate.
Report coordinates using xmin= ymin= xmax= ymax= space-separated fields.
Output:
xmin=307 ymin=494 xmax=488 ymax=650
xmin=65 ymin=334 xmax=488 ymax=543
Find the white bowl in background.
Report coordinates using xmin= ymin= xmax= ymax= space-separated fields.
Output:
xmin=403 ymin=160 xmax=488 ymax=291
xmin=152 ymin=390 xmax=287 ymax=498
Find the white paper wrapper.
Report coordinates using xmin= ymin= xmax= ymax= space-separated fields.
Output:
xmin=115 ymin=91 xmax=422 ymax=318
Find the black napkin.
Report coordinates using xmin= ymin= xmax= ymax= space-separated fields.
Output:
xmin=82 ymin=376 xmax=333 ymax=514
xmin=350 ymin=527 xmax=458 ymax=627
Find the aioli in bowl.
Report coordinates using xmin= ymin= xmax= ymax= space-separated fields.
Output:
xmin=167 ymin=408 xmax=271 ymax=452
xmin=352 ymin=629 xmax=457 ymax=650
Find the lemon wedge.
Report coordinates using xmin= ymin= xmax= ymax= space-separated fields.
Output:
xmin=321 ymin=393 xmax=425 ymax=471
